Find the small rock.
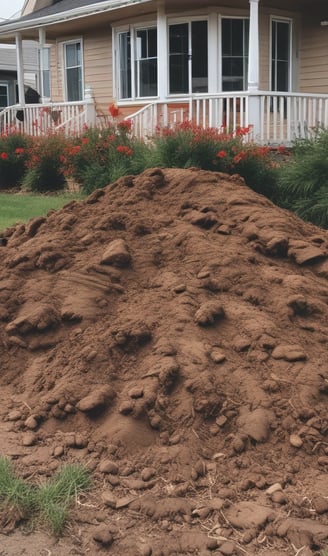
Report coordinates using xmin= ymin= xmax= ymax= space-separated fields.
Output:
xmin=107 ymin=474 xmax=120 ymax=487
xmin=318 ymin=456 xmax=328 ymax=466
xmin=93 ymin=525 xmax=114 ymax=546
xmin=75 ymin=433 xmax=87 ymax=448
xmin=139 ymin=545 xmax=152 ymax=556
xmin=8 ymin=410 xmax=22 ymax=422
xmin=101 ymin=490 xmax=117 ymax=508
xmin=99 ymin=460 xmax=119 ymax=475
xmin=77 ymin=386 xmax=115 ymax=413
xmin=24 ymin=416 xmax=38 ymax=430
xmin=232 ymin=436 xmax=245 ymax=454
xmin=219 ymin=541 xmax=235 ymax=555
xmin=169 ymin=433 xmax=181 ymax=445
xmin=119 ymin=400 xmax=134 ymax=415
xmin=266 ymin=483 xmax=283 ymax=495
xmin=128 ymin=386 xmax=144 ymax=399
xmin=53 ymin=446 xmax=64 ymax=457
xmin=271 ymin=491 xmax=287 ymax=504
xmin=195 ymin=302 xmax=225 ymax=326
xmin=313 ymin=496 xmax=328 ymax=514
xmin=210 ymin=349 xmax=226 ymax=363
xmin=101 ymin=238 xmax=131 ymax=268
xmin=22 ymin=432 xmax=37 ymax=446
xmin=141 ymin=467 xmax=156 ymax=482
xmin=173 ymin=283 xmax=186 ymax=293
xmin=289 ymin=433 xmax=303 ymax=448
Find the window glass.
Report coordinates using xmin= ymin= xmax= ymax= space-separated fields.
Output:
xmin=272 ymin=20 xmax=290 ymax=91
xmin=222 ymin=18 xmax=249 ymax=91
xmin=64 ymin=42 xmax=82 ymax=101
xmin=0 ymin=84 xmax=8 ymax=108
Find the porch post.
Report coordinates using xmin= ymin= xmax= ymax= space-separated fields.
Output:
xmin=157 ymin=2 xmax=168 ymax=124
xmin=38 ymin=28 xmax=50 ymax=103
xmin=247 ymin=0 xmax=261 ymax=140
xmin=15 ymin=33 xmax=25 ymax=107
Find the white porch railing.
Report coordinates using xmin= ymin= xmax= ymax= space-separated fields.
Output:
xmin=0 ymin=100 xmax=93 ymax=136
xmin=126 ymin=91 xmax=328 ymax=145
xmin=1 ymin=91 xmax=328 ymax=145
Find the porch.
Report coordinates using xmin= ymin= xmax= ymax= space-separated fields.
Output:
xmin=1 ymin=90 xmax=327 ymax=145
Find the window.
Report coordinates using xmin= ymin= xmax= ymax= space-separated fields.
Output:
xmin=0 ymin=83 xmax=8 ymax=109
xmin=117 ymin=26 xmax=157 ymax=100
xmin=63 ymin=41 xmax=83 ymax=101
xmin=271 ymin=19 xmax=290 ymax=91
xmin=221 ymin=18 xmax=249 ymax=91
xmin=169 ymin=20 xmax=208 ymax=94
xmin=39 ymin=46 xmax=51 ymax=98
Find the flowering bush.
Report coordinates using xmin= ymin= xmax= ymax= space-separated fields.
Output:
xmin=150 ymin=122 xmax=279 ymax=199
xmin=0 ymin=133 xmax=32 ymax=188
xmin=22 ymin=133 xmax=67 ymax=193
xmin=62 ymin=115 xmax=150 ymax=194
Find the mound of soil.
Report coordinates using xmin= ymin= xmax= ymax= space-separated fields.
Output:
xmin=0 ymin=167 xmax=328 ymax=556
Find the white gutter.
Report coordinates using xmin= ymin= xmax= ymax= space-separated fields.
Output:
xmin=0 ymin=0 xmax=153 ymax=35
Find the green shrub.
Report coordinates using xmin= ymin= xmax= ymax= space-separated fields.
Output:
xmin=63 ymin=120 xmax=152 ymax=194
xmin=0 ymin=133 xmax=31 ymax=189
xmin=150 ymin=122 xmax=279 ymax=198
xmin=277 ymin=129 xmax=328 ymax=227
xmin=22 ymin=133 xmax=67 ymax=193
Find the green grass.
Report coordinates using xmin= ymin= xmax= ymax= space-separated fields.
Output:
xmin=0 ymin=456 xmax=91 ymax=535
xmin=0 ymin=192 xmax=83 ymax=231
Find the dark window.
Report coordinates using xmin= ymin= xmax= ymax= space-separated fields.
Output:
xmin=222 ymin=18 xmax=249 ymax=91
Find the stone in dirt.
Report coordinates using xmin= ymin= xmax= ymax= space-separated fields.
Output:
xmin=0 ymin=168 xmax=328 ymax=555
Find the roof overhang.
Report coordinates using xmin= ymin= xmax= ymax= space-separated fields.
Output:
xmin=0 ymin=0 xmax=155 ymax=42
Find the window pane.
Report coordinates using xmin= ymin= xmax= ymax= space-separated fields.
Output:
xmin=169 ymin=24 xmax=188 ymax=94
xmin=66 ymin=43 xmax=81 ymax=68
xmin=67 ymin=67 xmax=82 ymax=101
xmin=0 ymin=85 xmax=8 ymax=108
xmin=139 ymin=59 xmax=157 ymax=96
xmin=136 ymin=28 xmax=157 ymax=97
xmin=222 ymin=19 xmax=249 ymax=91
xmin=43 ymin=71 xmax=50 ymax=98
xmin=271 ymin=20 xmax=290 ymax=91
xmin=192 ymin=20 xmax=208 ymax=92
xmin=119 ymin=32 xmax=131 ymax=99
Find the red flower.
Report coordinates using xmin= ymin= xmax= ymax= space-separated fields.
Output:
xmin=108 ymin=103 xmax=120 ymax=118
xmin=217 ymin=150 xmax=227 ymax=158
xmin=81 ymin=137 xmax=89 ymax=144
xmin=116 ymin=145 xmax=133 ymax=156
xmin=118 ymin=119 xmax=132 ymax=132
xmin=15 ymin=147 xmax=24 ymax=155
xmin=0 ymin=152 xmax=8 ymax=160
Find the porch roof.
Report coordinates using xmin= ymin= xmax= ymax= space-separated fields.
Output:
xmin=0 ymin=0 xmax=326 ymax=43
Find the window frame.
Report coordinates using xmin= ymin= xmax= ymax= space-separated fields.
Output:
xmin=0 ymin=82 xmax=9 ymax=109
xmin=167 ymin=16 xmax=209 ymax=96
xmin=114 ymin=23 xmax=158 ymax=102
xmin=220 ymin=15 xmax=249 ymax=92
xmin=270 ymin=16 xmax=292 ymax=92
xmin=62 ymin=38 xmax=84 ymax=102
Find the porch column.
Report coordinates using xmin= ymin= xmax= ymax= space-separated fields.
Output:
xmin=247 ymin=0 xmax=261 ymax=140
xmin=157 ymin=2 xmax=168 ymax=123
xmin=38 ymin=28 xmax=50 ymax=103
xmin=15 ymin=33 xmax=25 ymax=107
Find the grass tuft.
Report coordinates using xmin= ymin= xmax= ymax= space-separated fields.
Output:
xmin=0 ymin=457 xmax=91 ymax=535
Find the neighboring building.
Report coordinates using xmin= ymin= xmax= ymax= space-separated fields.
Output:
xmin=0 ymin=0 xmax=326 ymax=143
xmin=0 ymin=42 xmax=39 ymax=109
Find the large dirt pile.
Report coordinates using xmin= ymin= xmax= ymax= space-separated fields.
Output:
xmin=0 ymin=168 xmax=328 ymax=556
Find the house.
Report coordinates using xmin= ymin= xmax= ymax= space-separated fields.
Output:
xmin=0 ymin=41 xmax=38 ymax=109
xmin=0 ymin=0 xmax=326 ymax=143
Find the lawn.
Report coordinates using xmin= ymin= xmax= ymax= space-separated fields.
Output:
xmin=0 ymin=192 xmax=83 ymax=231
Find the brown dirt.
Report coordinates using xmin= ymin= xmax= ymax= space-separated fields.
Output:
xmin=0 ymin=167 xmax=327 ymax=556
